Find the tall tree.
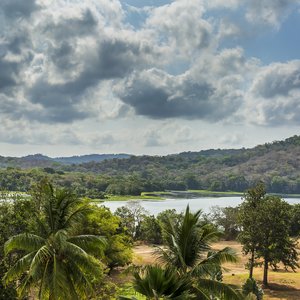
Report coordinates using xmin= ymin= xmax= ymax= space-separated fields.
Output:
xmin=255 ymin=196 xmax=298 ymax=286
xmin=239 ymin=183 xmax=299 ymax=286
xmin=4 ymin=182 xmax=106 ymax=299
xmin=238 ymin=182 xmax=266 ymax=278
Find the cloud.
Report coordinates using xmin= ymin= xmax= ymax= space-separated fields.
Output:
xmin=115 ymin=47 xmax=257 ymax=122
xmin=146 ymin=0 xmax=212 ymax=56
xmin=251 ymin=61 xmax=300 ymax=98
xmin=0 ymin=0 xmax=299 ymax=141
xmin=1 ymin=0 xmax=40 ymax=20
xmin=245 ymin=0 xmax=297 ymax=28
xmin=247 ymin=60 xmax=300 ymax=125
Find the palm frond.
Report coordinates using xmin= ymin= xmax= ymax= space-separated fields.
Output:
xmin=4 ymin=233 xmax=45 ymax=255
xmin=4 ymin=252 xmax=36 ymax=283
xmin=195 ymin=278 xmax=244 ymax=300
xmin=29 ymin=245 xmax=52 ymax=280
xmin=68 ymin=235 xmax=107 ymax=256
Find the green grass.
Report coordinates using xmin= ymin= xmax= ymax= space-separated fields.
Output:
xmin=92 ymin=193 xmax=164 ymax=202
xmin=188 ymin=189 xmax=244 ymax=196
xmin=116 ymin=283 xmax=146 ymax=299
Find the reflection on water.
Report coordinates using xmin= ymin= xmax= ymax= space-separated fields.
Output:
xmin=101 ymin=197 xmax=300 ymax=216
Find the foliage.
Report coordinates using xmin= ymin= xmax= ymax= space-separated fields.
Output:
xmin=238 ymin=182 xmax=267 ymax=279
xmin=3 ymin=182 xmax=106 ymax=299
xmin=81 ymin=205 xmax=133 ymax=271
xmin=242 ymin=278 xmax=263 ymax=300
xmin=132 ymin=265 xmax=192 ymax=299
xmin=1 ymin=135 xmax=300 ymax=196
xmin=156 ymin=209 xmax=183 ymax=244
xmin=290 ymin=204 xmax=300 ymax=237
xmin=130 ymin=207 xmax=240 ymax=299
xmin=0 ymin=192 xmax=35 ymax=299
xmin=138 ymin=215 xmax=163 ymax=245
xmin=209 ymin=206 xmax=240 ymax=240
xmin=238 ymin=183 xmax=299 ymax=286
xmin=115 ymin=202 xmax=149 ymax=240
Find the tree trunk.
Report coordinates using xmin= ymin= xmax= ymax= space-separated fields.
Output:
xmin=263 ymin=258 xmax=269 ymax=286
xmin=249 ymin=250 xmax=255 ymax=278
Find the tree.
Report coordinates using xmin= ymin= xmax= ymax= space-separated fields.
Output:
xmin=139 ymin=215 xmax=163 ymax=245
xmin=209 ymin=206 xmax=240 ymax=240
xmin=239 ymin=183 xmax=299 ymax=286
xmin=4 ymin=182 xmax=106 ymax=299
xmin=154 ymin=205 xmax=242 ymax=299
xmin=0 ymin=192 xmax=34 ymax=299
xmin=81 ymin=205 xmax=132 ymax=272
xmin=132 ymin=265 xmax=192 ymax=300
xmin=115 ymin=201 xmax=148 ymax=240
xmin=238 ymin=182 xmax=266 ymax=279
xmin=290 ymin=204 xmax=300 ymax=237
xmin=255 ymin=196 xmax=298 ymax=286
xmin=156 ymin=209 xmax=183 ymax=244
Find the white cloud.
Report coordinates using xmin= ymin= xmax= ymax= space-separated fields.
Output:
xmin=246 ymin=60 xmax=300 ymax=125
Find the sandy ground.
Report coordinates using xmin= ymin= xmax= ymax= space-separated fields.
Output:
xmin=132 ymin=240 xmax=300 ymax=300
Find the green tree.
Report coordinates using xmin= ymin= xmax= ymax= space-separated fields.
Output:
xmin=290 ymin=204 xmax=300 ymax=237
xmin=239 ymin=183 xmax=299 ymax=286
xmin=209 ymin=206 xmax=240 ymax=240
xmin=139 ymin=215 xmax=163 ymax=245
xmin=4 ymin=182 xmax=106 ymax=299
xmin=155 ymin=206 xmax=242 ymax=299
xmin=0 ymin=192 xmax=34 ymax=299
xmin=156 ymin=209 xmax=183 ymax=244
xmin=132 ymin=265 xmax=192 ymax=299
xmin=82 ymin=205 xmax=132 ymax=272
xmin=255 ymin=196 xmax=298 ymax=286
xmin=238 ymin=182 xmax=266 ymax=279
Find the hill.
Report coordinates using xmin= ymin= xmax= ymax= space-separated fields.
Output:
xmin=0 ymin=135 xmax=299 ymax=195
xmin=0 ymin=153 xmax=131 ymax=168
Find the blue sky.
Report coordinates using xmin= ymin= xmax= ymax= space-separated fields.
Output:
xmin=0 ymin=0 xmax=300 ymax=157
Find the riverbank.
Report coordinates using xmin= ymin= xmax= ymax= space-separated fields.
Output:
xmin=97 ymin=189 xmax=300 ymax=202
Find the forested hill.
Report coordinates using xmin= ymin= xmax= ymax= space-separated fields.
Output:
xmin=0 ymin=135 xmax=300 ymax=195
xmin=0 ymin=153 xmax=131 ymax=168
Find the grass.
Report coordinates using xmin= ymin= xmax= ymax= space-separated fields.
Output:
xmin=188 ymin=189 xmax=244 ymax=196
xmin=92 ymin=193 xmax=164 ymax=202
xmin=131 ymin=240 xmax=300 ymax=300
xmin=116 ymin=283 xmax=146 ymax=300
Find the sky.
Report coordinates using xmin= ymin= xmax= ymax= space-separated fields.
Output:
xmin=1 ymin=0 xmax=300 ymax=157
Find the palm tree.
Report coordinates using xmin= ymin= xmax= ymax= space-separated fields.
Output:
xmin=153 ymin=205 xmax=242 ymax=300
xmin=4 ymin=182 xmax=106 ymax=300
xmin=132 ymin=265 xmax=192 ymax=299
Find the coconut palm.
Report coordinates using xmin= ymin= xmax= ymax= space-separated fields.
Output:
xmin=153 ymin=205 xmax=243 ymax=300
xmin=4 ymin=183 xmax=106 ymax=300
xmin=132 ymin=265 xmax=192 ymax=299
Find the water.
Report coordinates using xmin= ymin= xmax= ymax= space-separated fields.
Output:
xmin=101 ymin=197 xmax=300 ymax=216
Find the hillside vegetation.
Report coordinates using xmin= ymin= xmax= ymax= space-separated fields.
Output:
xmin=0 ymin=135 xmax=300 ymax=196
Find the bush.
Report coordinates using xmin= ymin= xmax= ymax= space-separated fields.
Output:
xmin=242 ymin=278 xmax=263 ymax=300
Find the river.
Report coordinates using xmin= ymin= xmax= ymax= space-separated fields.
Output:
xmin=101 ymin=196 xmax=300 ymax=216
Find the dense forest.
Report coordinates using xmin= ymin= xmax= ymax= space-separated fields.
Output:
xmin=1 ymin=135 xmax=300 ymax=196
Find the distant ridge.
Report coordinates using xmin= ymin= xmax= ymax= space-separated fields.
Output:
xmin=0 ymin=153 xmax=131 ymax=168
xmin=53 ymin=154 xmax=131 ymax=164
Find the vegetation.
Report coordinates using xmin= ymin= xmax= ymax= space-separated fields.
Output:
xmin=126 ymin=206 xmax=243 ymax=299
xmin=1 ymin=135 xmax=300 ymax=197
xmin=4 ymin=182 xmax=107 ymax=299
xmin=1 ymin=179 xmax=299 ymax=299
xmin=238 ymin=183 xmax=299 ymax=286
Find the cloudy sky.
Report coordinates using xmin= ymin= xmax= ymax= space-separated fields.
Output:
xmin=1 ymin=0 xmax=300 ymax=157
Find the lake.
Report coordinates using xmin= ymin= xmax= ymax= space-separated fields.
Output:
xmin=101 ymin=196 xmax=300 ymax=216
